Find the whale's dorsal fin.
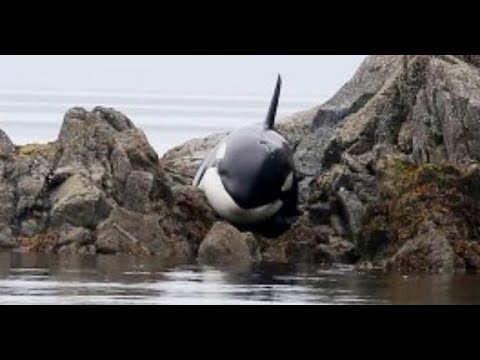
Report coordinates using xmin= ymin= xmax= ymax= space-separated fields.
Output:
xmin=264 ymin=74 xmax=282 ymax=130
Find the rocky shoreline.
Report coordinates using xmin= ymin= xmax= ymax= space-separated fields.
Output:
xmin=2 ymin=55 xmax=480 ymax=274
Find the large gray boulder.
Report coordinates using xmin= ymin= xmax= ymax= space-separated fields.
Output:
xmin=198 ymin=222 xmax=259 ymax=266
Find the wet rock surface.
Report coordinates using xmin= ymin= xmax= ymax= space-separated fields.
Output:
xmin=3 ymin=55 xmax=480 ymax=274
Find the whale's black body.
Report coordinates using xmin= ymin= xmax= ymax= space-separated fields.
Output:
xmin=193 ymin=76 xmax=299 ymax=231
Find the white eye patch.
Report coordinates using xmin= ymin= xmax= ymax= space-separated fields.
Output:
xmin=282 ymin=172 xmax=294 ymax=192
xmin=216 ymin=142 xmax=227 ymax=159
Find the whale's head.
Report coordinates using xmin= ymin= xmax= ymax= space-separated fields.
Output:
xmin=217 ymin=127 xmax=295 ymax=210
xmin=193 ymin=74 xmax=298 ymax=225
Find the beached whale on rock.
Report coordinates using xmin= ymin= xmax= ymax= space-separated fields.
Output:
xmin=193 ymin=75 xmax=299 ymax=229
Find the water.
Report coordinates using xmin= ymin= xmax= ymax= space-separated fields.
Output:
xmin=2 ymin=252 xmax=480 ymax=305
xmin=0 ymin=89 xmax=327 ymax=155
xmin=2 ymin=89 xmax=480 ymax=305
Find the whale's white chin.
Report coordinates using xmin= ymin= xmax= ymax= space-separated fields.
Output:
xmin=199 ymin=167 xmax=283 ymax=225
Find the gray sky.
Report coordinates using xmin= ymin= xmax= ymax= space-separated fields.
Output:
xmin=0 ymin=55 xmax=366 ymax=98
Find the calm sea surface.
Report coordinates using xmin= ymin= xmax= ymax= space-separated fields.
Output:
xmin=0 ymin=89 xmax=324 ymax=155
xmin=0 ymin=90 xmax=478 ymax=305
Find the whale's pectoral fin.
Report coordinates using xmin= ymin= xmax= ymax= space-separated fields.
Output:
xmin=264 ymin=74 xmax=282 ymax=130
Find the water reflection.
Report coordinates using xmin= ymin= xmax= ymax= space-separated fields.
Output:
xmin=1 ymin=251 xmax=480 ymax=304
xmin=385 ymin=274 xmax=480 ymax=305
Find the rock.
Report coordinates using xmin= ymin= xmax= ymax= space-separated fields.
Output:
xmin=330 ymin=214 xmax=347 ymax=237
xmin=15 ymin=173 xmax=47 ymax=216
xmin=110 ymin=147 xmax=132 ymax=199
xmin=0 ymin=130 xmax=14 ymax=159
xmin=1 ymin=145 xmax=56 ymax=238
xmin=292 ymin=56 xmax=405 ymax=199
xmin=57 ymin=106 xmax=172 ymax=204
xmin=159 ymin=185 xmax=217 ymax=250
xmin=58 ymin=243 xmax=96 ymax=255
xmin=386 ymin=222 xmax=456 ymax=274
xmin=257 ymin=215 xmax=356 ymax=265
xmin=279 ymin=220 xmax=326 ymax=263
xmin=50 ymin=174 xmax=113 ymax=229
xmin=454 ymin=55 xmax=480 ymax=68
xmin=331 ymin=55 xmax=480 ymax=168
xmin=360 ymin=158 xmax=480 ymax=273
xmin=308 ymin=202 xmax=332 ymax=225
xmin=0 ymin=107 xmax=216 ymax=262
xmin=317 ymin=236 xmax=357 ymax=264
xmin=0 ymin=182 xmax=15 ymax=231
xmin=336 ymin=189 xmax=366 ymax=239
xmin=198 ymin=222 xmax=257 ymax=266
xmin=49 ymin=166 xmax=76 ymax=188
xmin=57 ymin=224 xmax=94 ymax=247
xmin=453 ymin=241 xmax=480 ymax=272
xmin=245 ymin=234 xmax=262 ymax=263
xmin=54 ymin=224 xmax=95 ymax=254
xmin=17 ymin=233 xmax=59 ymax=253
xmin=161 ymin=133 xmax=225 ymax=185
xmin=0 ymin=107 xmax=210 ymax=262
xmin=8 ymin=146 xmax=54 ymax=222
xmin=123 ymin=171 xmax=154 ymax=212
xmin=315 ymin=55 xmax=404 ymax=125
xmin=0 ymin=228 xmax=16 ymax=249
xmin=96 ymin=207 xmax=167 ymax=256
xmin=20 ymin=218 xmax=41 ymax=237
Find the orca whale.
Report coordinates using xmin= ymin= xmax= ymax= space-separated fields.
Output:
xmin=193 ymin=75 xmax=299 ymax=230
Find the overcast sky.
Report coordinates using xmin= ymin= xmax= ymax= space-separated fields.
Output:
xmin=0 ymin=55 xmax=367 ymax=98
